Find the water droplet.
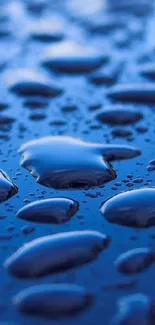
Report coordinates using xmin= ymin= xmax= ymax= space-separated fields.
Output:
xmin=107 ymin=83 xmax=155 ymax=103
xmin=4 ymin=69 xmax=63 ymax=97
xmin=86 ymin=14 xmax=126 ymax=34
xmin=89 ymin=60 xmax=122 ymax=85
xmin=41 ymin=41 xmax=107 ymax=73
xmin=29 ymin=19 xmax=64 ymax=42
xmin=95 ymin=106 xmax=142 ymax=125
xmin=138 ymin=63 xmax=155 ymax=80
xmin=4 ymin=230 xmax=110 ymax=278
xmin=114 ymin=248 xmax=155 ymax=274
xmin=149 ymin=160 xmax=155 ymax=166
xmin=111 ymin=127 xmax=132 ymax=138
xmin=101 ymin=188 xmax=155 ymax=228
xmin=0 ymin=170 xmax=18 ymax=203
xmin=18 ymin=136 xmax=140 ymax=189
xmin=108 ymin=0 xmax=152 ymax=15
xmin=17 ymin=198 xmax=79 ymax=224
xmin=23 ymin=97 xmax=48 ymax=108
xmin=111 ymin=294 xmax=153 ymax=325
xmin=28 ymin=113 xmax=46 ymax=121
xmin=21 ymin=226 xmax=35 ymax=235
xmin=13 ymin=284 xmax=93 ymax=317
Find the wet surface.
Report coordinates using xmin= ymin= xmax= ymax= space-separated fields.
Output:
xmin=1 ymin=0 xmax=155 ymax=324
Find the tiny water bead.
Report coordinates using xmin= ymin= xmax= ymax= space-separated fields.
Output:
xmin=100 ymin=188 xmax=155 ymax=228
xmin=13 ymin=284 xmax=93 ymax=317
xmin=4 ymin=230 xmax=110 ymax=278
xmin=18 ymin=136 xmax=140 ymax=189
xmin=0 ymin=170 xmax=18 ymax=203
xmin=16 ymin=197 xmax=79 ymax=224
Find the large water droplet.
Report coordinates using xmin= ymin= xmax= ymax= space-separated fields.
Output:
xmin=4 ymin=230 xmax=110 ymax=278
xmin=18 ymin=136 xmax=140 ymax=189
xmin=101 ymin=188 xmax=155 ymax=228
xmin=13 ymin=284 xmax=92 ymax=317
xmin=16 ymin=197 xmax=79 ymax=224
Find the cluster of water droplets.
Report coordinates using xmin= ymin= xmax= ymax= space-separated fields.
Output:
xmin=1 ymin=0 xmax=155 ymax=324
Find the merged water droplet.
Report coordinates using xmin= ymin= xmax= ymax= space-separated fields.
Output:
xmin=4 ymin=69 xmax=63 ymax=97
xmin=18 ymin=136 xmax=140 ymax=189
xmin=13 ymin=284 xmax=92 ymax=317
xmin=111 ymin=294 xmax=154 ymax=325
xmin=41 ymin=41 xmax=108 ymax=73
xmin=4 ymin=230 xmax=110 ymax=278
xmin=94 ymin=106 xmax=142 ymax=125
xmin=100 ymin=188 xmax=155 ymax=228
xmin=16 ymin=197 xmax=79 ymax=224
xmin=114 ymin=248 xmax=155 ymax=275
xmin=0 ymin=170 xmax=18 ymax=203
xmin=107 ymin=84 xmax=155 ymax=102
